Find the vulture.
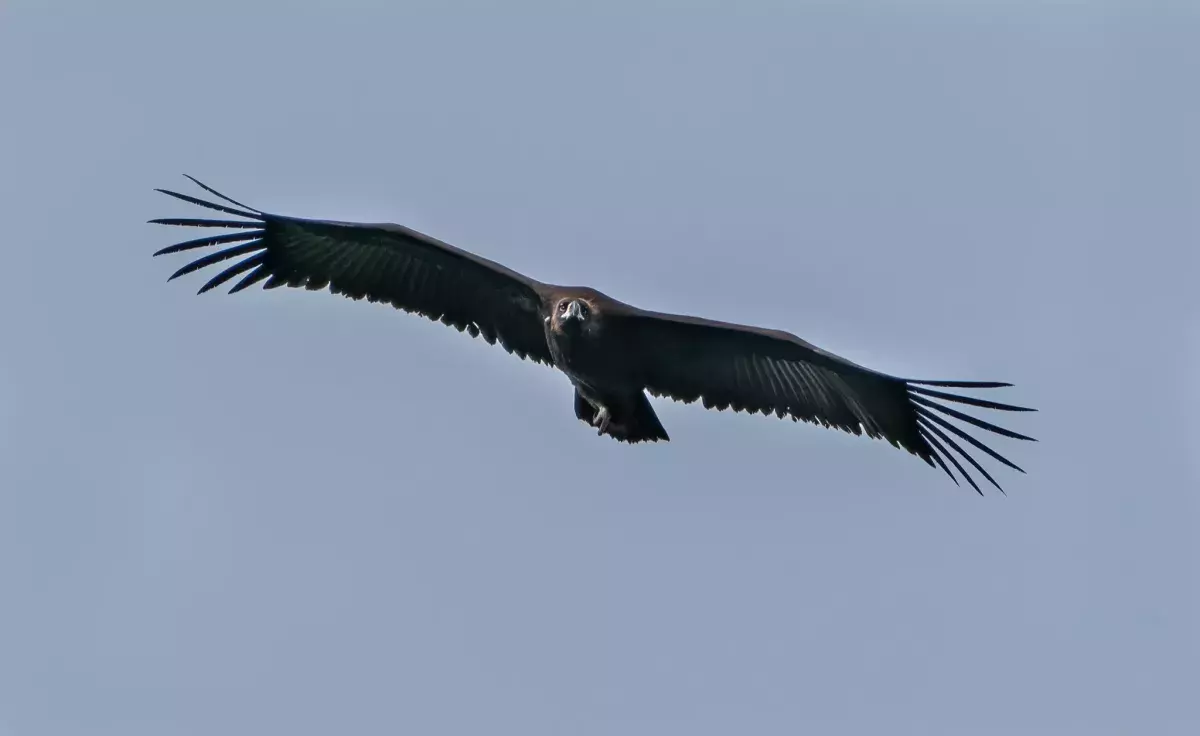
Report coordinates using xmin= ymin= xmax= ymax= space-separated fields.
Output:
xmin=149 ymin=176 xmax=1036 ymax=494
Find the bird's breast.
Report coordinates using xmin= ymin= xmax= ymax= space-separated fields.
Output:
xmin=547 ymin=328 xmax=629 ymax=387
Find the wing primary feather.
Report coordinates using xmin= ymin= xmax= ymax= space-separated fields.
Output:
xmin=199 ymin=251 xmax=267 ymax=294
xmin=154 ymin=188 xmax=261 ymax=220
xmin=909 ymin=395 xmax=1036 ymax=442
xmin=920 ymin=430 xmax=983 ymax=495
xmin=169 ymin=241 xmax=265 ymax=281
xmin=181 ymin=175 xmax=263 ymax=213
xmin=908 ymin=384 xmax=1035 ymax=413
xmin=917 ymin=417 xmax=1004 ymax=494
xmin=907 ymin=379 xmax=1013 ymax=389
xmin=154 ymin=230 xmax=264 ymax=257
xmin=228 ymin=263 xmax=272 ymax=293
xmin=914 ymin=404 xmax=1026 ymax=474
xmin=148 ymin=218 xmax=261 ymax=229
xmin=922 ymin=436 xmax=961 ymax=485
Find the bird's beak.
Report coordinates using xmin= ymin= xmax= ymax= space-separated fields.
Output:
xmin=563 ymin=299 xmax=585 ymax=321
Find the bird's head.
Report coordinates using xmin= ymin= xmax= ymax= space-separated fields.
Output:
xmin=549 ymin=297 xmax=598 ymax=335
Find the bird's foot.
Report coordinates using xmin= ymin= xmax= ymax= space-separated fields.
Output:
xmin=593 ymin=407 xmax=612 ymax=435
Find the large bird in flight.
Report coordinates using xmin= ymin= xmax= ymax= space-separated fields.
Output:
xmin=149 ymin=176 xmax=1036 ymax=494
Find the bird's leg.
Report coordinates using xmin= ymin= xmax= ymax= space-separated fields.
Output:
xmin=593 ymin=405 xmax=612 ymax=435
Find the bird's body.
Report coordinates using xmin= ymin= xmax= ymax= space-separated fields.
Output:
xmin=149 ymin=176 xmax=1036 ymax=494
xmin=543 ymin=290 xmax=672 ymax=442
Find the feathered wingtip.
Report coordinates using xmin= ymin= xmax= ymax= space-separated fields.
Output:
xmin=902 ymin=378 xmax=1038 ymax=496
xmin=148 ymin=176 xmax=275 ymax=294
xmin=150 ymin=175 xmax=262 ymax=219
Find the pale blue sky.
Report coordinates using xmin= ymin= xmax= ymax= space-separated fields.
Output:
xmin=1 ymin=2 xmax=1197 ymax=734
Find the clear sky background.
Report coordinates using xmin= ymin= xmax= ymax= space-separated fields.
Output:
xmin=1 ymin=2 xmax=1197 ymax=734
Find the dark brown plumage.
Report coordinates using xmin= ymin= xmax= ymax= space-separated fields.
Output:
xmin=149 ymin=176 xmax=1037 ymax=494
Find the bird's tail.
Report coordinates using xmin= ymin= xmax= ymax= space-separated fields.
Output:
xmin=575 ymin=389 xmax=670 ymax=444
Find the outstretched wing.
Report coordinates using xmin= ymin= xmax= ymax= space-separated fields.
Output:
xmin=149 ymin=176 xmax=555 ymax=365
xmin=612 ymin=309 xmax=1036 ymax=494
